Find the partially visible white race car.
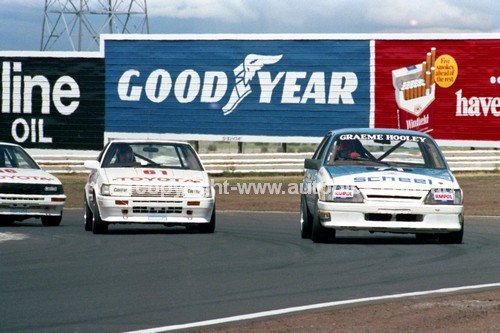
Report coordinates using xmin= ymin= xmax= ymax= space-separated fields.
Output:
xmin=84 ymin=140 xmax=215 ymax=234
xmin=0 ymin=142 xmax=66 ymax=226
xmin=301 ymin=128 xmax=464 ymax=244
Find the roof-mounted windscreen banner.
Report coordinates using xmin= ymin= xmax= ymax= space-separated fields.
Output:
xmin=374 ymin=39 xmax=500 ymax=146
xmin=0 ymin=56 xmax=104 ymax=150
xmin=104 ymin=38 xmax=371 ymax=143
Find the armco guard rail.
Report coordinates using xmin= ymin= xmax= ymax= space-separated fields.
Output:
xmin=32 ymin=150 xmax=500 ymax=174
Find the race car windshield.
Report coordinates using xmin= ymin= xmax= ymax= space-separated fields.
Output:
xmin=0 ymin=145 xmax=39 ymax=169
xmin=325 ymin=134 xmax=447 ymax=169
xmin=102 ymin=143 xmax=203 ymax=170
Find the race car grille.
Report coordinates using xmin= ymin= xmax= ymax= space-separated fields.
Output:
xmin=0 ymin=196 xmax=44 ymax=202
xmin=0 ymin=183 xmax=63 ymax=195
xmin=365 ymin=213 xmax=424 ymax=222
xmin=132 ymin=206 xmax=183 ymax=214
xmin=0 ymin=203 xmax=43 ymax=209
xmin=131 ymin=185 xmax=185 ymax=198
xmin=365 ymin=194 xmax=423 ymax=201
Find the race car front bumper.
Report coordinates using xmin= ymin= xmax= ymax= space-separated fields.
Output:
xmin=96 ymin=195 xmax=215 ymax=224
xmin=0 ymin=194 xmax=66 ymax=218
xmin=317 ymin=200 xmax=463 ymax=234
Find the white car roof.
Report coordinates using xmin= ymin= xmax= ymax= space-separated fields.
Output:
xmin=0 ymin=142 xmax=22 ymax=148
xmin=107 ymin=139 xmax=191 ymax=145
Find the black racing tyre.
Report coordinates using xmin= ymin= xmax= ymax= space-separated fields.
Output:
xmin=300 ymin=195 xmax=312 ymax=239
xmin=311 ymin=206 xmax=335 ymax=243
xmin=438 ymin=227 xmax=464 ymax=244
xmin=415 ymin=233 xmax=430 ymax=242
xmin=92 ymin=204 xmax=108 ymax=234
xmin=84 ymin=195 xmax=93 ymax=231
xmin=0 ymin=216 xmax=15 ymax=226
xmin=199 ymin=206 xmax=216 ymax=234
xmin=438 ymin=216 xmax=464 ymax=244
xmin=41 ymin=215 xmax=62 ymax=226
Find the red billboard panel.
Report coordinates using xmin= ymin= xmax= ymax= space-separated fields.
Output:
xmin=374 ymin=39 xmax=500 ymax=143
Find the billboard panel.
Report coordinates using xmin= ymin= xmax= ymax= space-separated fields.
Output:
xmin=0 ymin=56 xmax=104 ymax=150
xmin=105 ymin=38 xmax=371 ymax=142
xmin=374 ymin=39 xmax=500 ymax=144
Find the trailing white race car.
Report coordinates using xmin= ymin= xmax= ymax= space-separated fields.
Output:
xmin=301 ymin=128 xmax=464 ymax=244
xmin=0 ymin=142 xmax=66 ymax=226
xmin=84 ymin=140 xmax=215 ymax=234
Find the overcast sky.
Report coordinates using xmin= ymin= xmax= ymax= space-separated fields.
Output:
xmin=0 ymin=0 xmax=498 ymax=51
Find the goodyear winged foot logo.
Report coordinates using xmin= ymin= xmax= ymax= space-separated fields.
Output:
xmin=222 ymin=54 xmax=283 ymax=115
xmin=116 ymin=53 xmax=359 ymax=116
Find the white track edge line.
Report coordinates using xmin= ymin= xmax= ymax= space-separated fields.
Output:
xmin=125 ymin=282 xmax=500 ymax=333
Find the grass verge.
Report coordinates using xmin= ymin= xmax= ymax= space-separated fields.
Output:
xmin=57 ymin=172 xmax=500 ymax=215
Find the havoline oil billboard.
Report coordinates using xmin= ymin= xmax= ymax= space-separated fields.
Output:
xmin=0 ymin=54 xmax=104 ymax=150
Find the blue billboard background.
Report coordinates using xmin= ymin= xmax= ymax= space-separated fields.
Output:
xmin=105 ymin=39 xmax=371 ymax=140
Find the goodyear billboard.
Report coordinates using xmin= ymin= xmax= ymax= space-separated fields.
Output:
xmin=104 ymin=37 xmax=371 ymax=143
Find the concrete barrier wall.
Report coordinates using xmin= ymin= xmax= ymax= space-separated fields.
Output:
xmin=32 ymin=150 xmax=500 ymax=174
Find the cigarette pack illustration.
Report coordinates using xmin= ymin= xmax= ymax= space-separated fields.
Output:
xmin=392 ymin=48 xmax=437 ymax=133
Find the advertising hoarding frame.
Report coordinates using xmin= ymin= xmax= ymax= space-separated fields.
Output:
xmin=102 ymin=33 xmax=500 ymax=148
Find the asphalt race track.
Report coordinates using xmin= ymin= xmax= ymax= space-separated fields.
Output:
xmin=1 ymin=210 xmax=499 ymax=332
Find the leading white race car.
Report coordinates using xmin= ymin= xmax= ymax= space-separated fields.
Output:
xmin=301 ymin=128 xmax=464 ymax=244
xmin=0 ymin=142 xmax=66 ymax=226
xmin=84 ymin=140 xmax=215 ymax=234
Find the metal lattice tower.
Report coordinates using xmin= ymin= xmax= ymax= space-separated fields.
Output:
xmin=41 ymin=0 xmax=149 ymax=51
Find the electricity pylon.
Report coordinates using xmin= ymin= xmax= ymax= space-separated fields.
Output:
xmin=41 ymin=0 xmax=149 ymax=51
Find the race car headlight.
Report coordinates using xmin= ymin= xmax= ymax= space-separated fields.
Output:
xmin=323 ymin=185 xmax=364 ymax=203
xmin=100 ymin=184 xmax=110 ymax=196
xmin=184 ymin=186 xmax=212 ymax=198
xmin=425 ymin=188 xmax=462 ymax=205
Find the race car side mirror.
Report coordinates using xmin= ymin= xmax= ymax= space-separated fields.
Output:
xmin=304 ymin=158 xmax=321 ymax=170
xmin=84 ymin=160 xmax=100 ymax=170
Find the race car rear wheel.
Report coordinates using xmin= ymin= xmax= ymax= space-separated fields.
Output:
xmin=41 ymin=215 xmax=62 ymax=226
xmin=300 ymin=195 xmax=312 ymax=239
xmin=311 ymin=206 xmax=335 ymax=243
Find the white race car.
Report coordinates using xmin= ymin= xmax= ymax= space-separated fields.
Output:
xmin=84 ymin=140 xmax=215 ymax=234
xmin=301 ymin=128 xmax=464 ymax=244
xmin=0 ymin=142 xmax=66 ymax=226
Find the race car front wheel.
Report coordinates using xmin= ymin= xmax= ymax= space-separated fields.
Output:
xmin=300 ymin=195 xmax=312 ymax=239
xmin=41 ymin=215 xmax=62 ymax=226
xmin=438 ymin=227 xmax=464 ymax=244
xmin=84 ymin=195 xmax=93 ymax=231
xmin=198 ymin=206 xmax=216 ymax=233
xmin=311 ymin=206 xmax=335 ymax=243
xmin=439 ymin=215 xmax=464 ymax=244
xmin=92 ymin=195 xmax=108 ymax=234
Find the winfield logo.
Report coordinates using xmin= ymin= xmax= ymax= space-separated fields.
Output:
xmin=117 ymin=54 xmax=359 ymax=115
